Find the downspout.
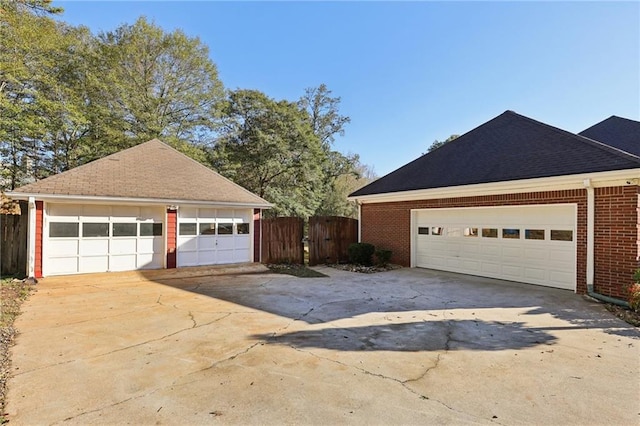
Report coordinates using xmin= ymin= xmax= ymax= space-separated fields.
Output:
xmin=583 ymin=179 xmax=630 ymax=307
xmin=357 ymin=201 xmax=362 ymax=242
xmin=26 ymin=197 xmax=36 ymax=278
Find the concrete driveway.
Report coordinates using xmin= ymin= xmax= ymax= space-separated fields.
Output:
xmin=6 ymin=265 xmax=639 ymax=425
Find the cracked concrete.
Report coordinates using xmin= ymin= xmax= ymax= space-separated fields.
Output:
xmin=5 ymin=264 xmax=640 ymax=425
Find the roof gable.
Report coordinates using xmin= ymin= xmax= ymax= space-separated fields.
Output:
xmin=12 ymin=139 xmax=270 ymax=206
xmin=351 ymin=111 xmax=640 ymax=197
xmin=579 ymin=115 xmax=640 ymax=156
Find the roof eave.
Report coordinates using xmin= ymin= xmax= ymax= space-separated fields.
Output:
xmin=4 ymin=192 xmax=273 ymax=209
xmin=348 ymin=168 xmax=640 ymax=203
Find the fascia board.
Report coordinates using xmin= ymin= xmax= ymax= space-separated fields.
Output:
xmin=4 ymin=192 xmax=273 ymax=209
xmin=348 ymin=169 xmax=640 ymax=204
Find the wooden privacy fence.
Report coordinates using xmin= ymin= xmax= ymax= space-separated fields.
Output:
xmin=308 ymin=216 xmax=358 ymax=266
xmin=1 ymin=201 xmax=28 ymax=276
xmin=261 ymin=217 xmax=304 ymax=264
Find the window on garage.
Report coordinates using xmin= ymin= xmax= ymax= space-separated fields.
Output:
xmin=49 ymin=222 xmax=79 ymax=238
xmin=83 ymin=223 xmax=109 ymax=237
xmin=112 ymin=223 xmax=137 ymax=237
xmin=140 ymin=223 xmax=162 ymax=237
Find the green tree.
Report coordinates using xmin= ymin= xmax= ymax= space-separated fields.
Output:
xmin=0 ymin=4 xmax=64 ymax=188
xmin=210 ymin=89 xmax=325 ymax=217
xmin=90 ymin=17 xmax=224 ymax=157
xmin=427 ymin=134 xmax=460 ymax=153
xmin=298 ymin=84 xmax=361 ymax=217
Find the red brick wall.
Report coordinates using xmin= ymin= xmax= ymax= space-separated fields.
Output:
xmin=166 ymin=209 xmax=177 ymax=269
xmin=593 ymin=186 xmax=638 ymax=298
xmin=361 ymin=189 xmax=589 ymax=292
xmin=34 ymin=201 xmax=43 ymax=278
xmin=253 ymin=209 xmax=261 ymax=262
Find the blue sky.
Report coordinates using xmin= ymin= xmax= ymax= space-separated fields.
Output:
xmin=57 ymin=1 xmax=639 ymax=176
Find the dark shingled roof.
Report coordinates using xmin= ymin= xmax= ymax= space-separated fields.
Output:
xmin=579 ymin=115 xmax=640 ymax=156
xmin=351 ymin=111 xmax=640 ymax=197
xmin=12 ymin=139 xmax=271 ymax=206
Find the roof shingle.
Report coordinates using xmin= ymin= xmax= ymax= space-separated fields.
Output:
xmin=351 ymin=111 xmax=640 ymax=197
xmin=579 ymin=115 xmax=640 ymax=156
xmin=12 ymin=139 xmax=270 ymax=206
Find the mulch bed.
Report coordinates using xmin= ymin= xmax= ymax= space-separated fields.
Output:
xmin=325 ymin=263 xmax=402 ymax=274
xmin=604 ymin=304 xmax=640 ymax=327
xmin=267 ymin=264 xmax=328 ymax=278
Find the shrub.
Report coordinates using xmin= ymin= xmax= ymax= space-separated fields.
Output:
xmin=375 ymin=249 xmax=392 ymax=266
xmin=348 ymin=242 xmax=375 ymax=266
xmin=628 ymin=269 xmax=640 ymax=313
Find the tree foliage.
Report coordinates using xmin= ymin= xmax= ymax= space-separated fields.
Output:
xmin=0 ymin=6 xmax=371 ymax=218
xmin=427 ymin=134 xmax=460 ymax=153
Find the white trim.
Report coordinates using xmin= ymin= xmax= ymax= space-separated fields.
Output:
xmin=584 ymin=179 xmax=595 ymax=285
xmin=357 ymin=202 xmax=362 ymax=242
xmin=5 ymin=193 xmax=272 ymax=209
xmin=349 ymin=169 xmax=640 ymax=204
xmin=410 ymin=210 xmax=416 ymax=268
xmin=27 ymin=197 xmax=36 ymax=277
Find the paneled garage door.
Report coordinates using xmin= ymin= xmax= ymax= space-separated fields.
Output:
xmin=414 ymin=205 xmax=576 ymax=290
xmin=44 ymin=204 xmax=165 ymax=275
xmin=177 ymin=208 xmax=252 ymax=267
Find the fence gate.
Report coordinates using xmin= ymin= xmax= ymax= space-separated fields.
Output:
xmin=1 ymin=201 xmax=28 ymax=276
xmin=308 ymin=216 xmax=358 ymax=266
xmin=261 ymin=217 xmax=304 ymax=264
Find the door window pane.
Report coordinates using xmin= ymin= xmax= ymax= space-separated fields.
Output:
xmin=525 ymin=229 xmax=545 ymax=240
xmin=179 ymin=223 xmax=197 ymax=236
xmin=217 ymin=222 xmax=233 ymax=235
xmin=140 ymin=223 xmax=162 ymax=236
xmin=83 ymin=223 xmax=109 ymax=237
xmin=551 ymin=230 xmax=573 ymax=241
xmin=418 ymin=227 xmax=429 ymax=235
xmin=431 ymin=227 xmax=443 ymax=236
xmin=237 ymin=223 xmax=250 ymax=234
xmin=49 ymin=222 xmax=79 ymax=238
xmin=482 ymin=228 xmax=498 ymax=238
xmin=464 ymin=227 xmax=478 ymax=237
xmin=112 ymin=223 xmax=137 ymax=237
xmin=502 ymin=228 xmax=520 ymax=239
xmin=199 ymin=223 xmax=216 ymax=235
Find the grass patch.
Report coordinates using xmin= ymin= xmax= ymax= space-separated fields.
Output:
xmin=1 ymin=277 xmax=35 ymax=424
xmin=267 ymin=264 xmax=328 ymax=278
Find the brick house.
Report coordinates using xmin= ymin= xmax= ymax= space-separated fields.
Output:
xmin=7 ymin=139 xmax=271 ymax=277
xmin=349 ymin=111 xmax=640 ymax=301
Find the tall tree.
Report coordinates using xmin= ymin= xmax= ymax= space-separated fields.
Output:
xmin=210 ymin=89 xmax=325 ymax=217
xmin=427 ymin=134 xmax=460 ymax=153
xmin=298 ymin=84 xmax=359 ymax=216
xmin=0 ymin=3 xmax=64 ymax=188
xmin=91 ymin=17 xmax=224 ymax=156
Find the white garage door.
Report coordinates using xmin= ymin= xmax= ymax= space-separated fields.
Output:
xmin=177 ymin=208 xmax=252 ymax=267
xmin=44 ymin=204 xmax=165 ymax=276
xmin=414 ymin=205 xmax=576 ymax=290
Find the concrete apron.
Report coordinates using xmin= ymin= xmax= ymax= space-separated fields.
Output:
xmin=5 ymin=266 xmax=640 ymax=425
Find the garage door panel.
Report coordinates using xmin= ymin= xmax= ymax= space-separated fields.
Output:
xmin=217 ymin=250 xmax=234 ymax=264
xmin=415 ymin=205 xmax=576 ymax=290
xmin=50 ymin=257 xmax=78 ymax=275
xmin=80 ymin=256 xmax=109 ymax=273
xmin=178 ymin=237 xmax=197 ymax=251
xmin=235 ymin=248 xmax=250 ymax=262
xmin=217 ymin=237 xmax=234 ymax=250
xmin=177 ymin=252 xmax=197 ymax=267
xmin=137 ymin=254 xmax=162 ymax=269
xmin=198 ymin=237 xmax=216 ymax=250
xmin=80 ymin=239 xmax=109 ymax=256
xmin=110 ymin=255 xmax=137 ymax=272
xmin=110 ymin=239 xmax=137 ymax=254
xmin=137 ymin=238 xmax=160 ymax=254
xmin=48 ymin=239 xmax=78 ymax=256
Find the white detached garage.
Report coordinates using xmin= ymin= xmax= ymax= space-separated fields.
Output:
xmin=8 ymin=139 xmax=271 ymax=277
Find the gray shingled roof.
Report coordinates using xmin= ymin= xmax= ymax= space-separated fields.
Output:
xmin=579 ymin=115 xmax=640 ymax=156
xmin=351 ymin=111 xmax=640 ymax=197
xmin=12 ymin=139 xmax=271 ymax=206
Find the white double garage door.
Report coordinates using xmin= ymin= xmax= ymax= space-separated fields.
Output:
xmin=414 ymin=205 xmax=577 ymax=290
xmin=44 ymin=204 xmax=252 ymax=276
